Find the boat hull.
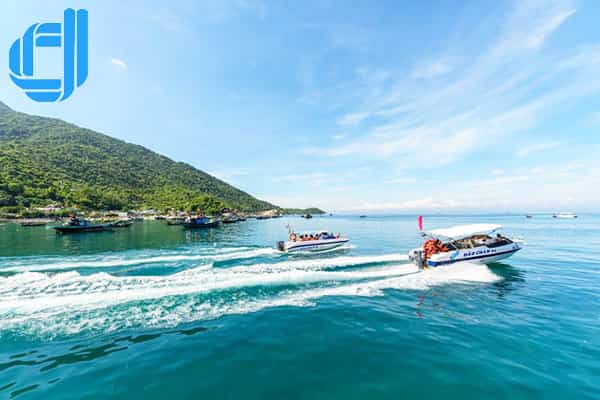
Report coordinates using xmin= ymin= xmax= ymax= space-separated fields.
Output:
xmin=282 ymin=238 xmax=349 ymax=253
xmin=410 ymin=243 xmax=521 ymax=267
xmin=183 ymin=221 xmax=220 ymax=229
xmin=109 ymin=221 xmax=133 ymax=228
xmin=54 ymin=225 xmax=110 ymax=234
xmin=20 ymin=222 xmax=47 ymax=227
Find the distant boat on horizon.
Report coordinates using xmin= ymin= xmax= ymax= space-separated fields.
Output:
xmin=109 ymin=219 xmax=133 ymax=228
xmin=553 ymin=212 xmax=578 ymax=219
xmin=183 ymin=216 xmax=220 ymax=229
xmin=53 ymin=217 xmax=110 ymax=234
xmin=20 ymin=221 xmax=47 ymax=227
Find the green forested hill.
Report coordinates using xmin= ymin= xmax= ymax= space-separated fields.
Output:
xmin=0 ymin=101 xmax=275 ymax=213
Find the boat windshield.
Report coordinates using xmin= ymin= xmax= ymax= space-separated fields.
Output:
xmin=445 ymin=234 xmax=512 ymax=249
xmin=290 ymin=231 xmax=338 ymax=241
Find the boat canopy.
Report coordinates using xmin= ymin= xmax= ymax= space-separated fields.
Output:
xmin=425 ymin=224 xmax=502 ymax=241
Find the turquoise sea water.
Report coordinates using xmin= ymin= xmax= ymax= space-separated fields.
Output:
xmin=0 ymin=215 xmax=599 ymax=399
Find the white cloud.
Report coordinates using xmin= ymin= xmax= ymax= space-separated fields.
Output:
xmin=110 ymin=58 xmax=128 ymax=72
xmin=304 ymin=0 xmax=589 ymax=173
xmin=336 ymin=112 xmax=369 ymax=126
xmin=148 ymin=11 xmax=188 ymax=33
xmin=346 ymin=198 xmax=463 ymax=212
xmin=283 ymin=0 xmax=596 ymax=212
xmin=530 ymin=166 xmax=544 ymax=174
xmin=515 ymin=141 xmax=561 ymax=157
xmin=477 ymin=174 xmax=531 ymax=186
xmin=411 ymin=59 xmax=452 ymax=80
xmin=520 ymin=6 xmax=575 ymax=50
xmin=383 ymin=177 xmax=417 ymax=184
xmin=272 ymin=172 xmax=330 ymax=187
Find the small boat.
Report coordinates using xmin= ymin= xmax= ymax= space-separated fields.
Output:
xmin=53 ymin=217 xmax=111 ymax=234
xmin=277 ymin=230 xmax=349 ymax=253
xmin=302 ymin=214 xmax=313 ymax=219
xmin=553 ymin=212 xmax=577 ymax=219
xmin=183 ymin=216 xmax=220 ymax=229
xmin=221 ymin=213 xmax=241 ymax=224
xmin=166 ymin=217 xmax=186 ymax=225
xmin=109 ymin=219 xmax=133 ymax=228
xmin=359 ymin=215 xmax=367 ymax=218
xmin=408 ymin=221 xmax=522 ymax=268
xmin=19 ymin=221 xmax=47 ymax=227
xmin=525 ymin=215 xmax=533 ymax=219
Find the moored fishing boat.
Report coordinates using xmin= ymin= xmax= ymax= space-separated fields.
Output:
xmin=277 ymin=228 xmax=349 ymax=252
xmin=408 ymin=218 xmax=522 ymax=268
xmin=19 ymin=221 xmax=47 ymax=227
xmin=109 ymin=219 xmax=133 ymax=228
xmin=166 ymin=216 xmax=186 ymax=225
xmin=221 ymin=213 xmax=241 ymax=224
xmin=183 ymin=216 xmax=220 ymax=229
xmin=53 ymin=217 xmax=111 ymax=234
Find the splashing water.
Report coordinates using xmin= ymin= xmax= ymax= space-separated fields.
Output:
xmin=0 ymin=245 xmax=499 ymax=338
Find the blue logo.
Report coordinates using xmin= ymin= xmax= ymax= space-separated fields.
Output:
xmin=9 ymin=9 xmax=88 ymax=102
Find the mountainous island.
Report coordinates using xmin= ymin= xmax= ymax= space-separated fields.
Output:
xmin=0 ymin=101 xmax=324 ymax=216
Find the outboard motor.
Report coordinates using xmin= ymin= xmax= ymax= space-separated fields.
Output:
xmin=409 ymin=249 xmax=426 ymax=269
xmin=276 ymin=241 xmax=285 ymax=251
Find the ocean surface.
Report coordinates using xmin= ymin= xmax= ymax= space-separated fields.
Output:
xmin=0 ymin=215 xmax=598 ymax=399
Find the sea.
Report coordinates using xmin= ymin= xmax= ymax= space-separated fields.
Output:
xmin=0 ymin=215 xmax=598 ymax=399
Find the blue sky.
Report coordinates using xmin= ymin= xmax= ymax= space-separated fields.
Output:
xmin=1 ymin=0 xmax=599 ymax=212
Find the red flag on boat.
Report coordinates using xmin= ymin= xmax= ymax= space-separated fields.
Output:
xmin=418 ymin=215 xmax=423 ymax=231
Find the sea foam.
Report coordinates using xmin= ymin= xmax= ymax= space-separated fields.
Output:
xmin=0 ymin=255 xmax=500 ymax=338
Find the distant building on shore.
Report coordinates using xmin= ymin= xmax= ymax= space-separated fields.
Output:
xmin=36 ymin=204 xmax=64 ymax=214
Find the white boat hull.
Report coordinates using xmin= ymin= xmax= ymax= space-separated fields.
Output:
xmin=281 ymin=238 xmax=349 ymax=253
xmin=409 ymin=242 xmax=521 ymax=267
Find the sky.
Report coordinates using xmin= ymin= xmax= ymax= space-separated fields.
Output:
xmin=1 ymin=0 xmax=599 ymax=213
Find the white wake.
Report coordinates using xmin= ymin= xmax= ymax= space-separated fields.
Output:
xmin=0 ymin=254 xmax=500 ymax=338
xmin=0 ymin=247 xmax=279 ymax=272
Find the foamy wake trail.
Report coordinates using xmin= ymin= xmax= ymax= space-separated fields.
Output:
xmin=0 ymin=259 xmax=500 ymax=338
xmin=0 ymin=254 xmax=411 ymax=312
xmin=0 ymin=247 xmax=279 ymax=272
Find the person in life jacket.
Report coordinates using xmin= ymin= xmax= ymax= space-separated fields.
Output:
xmin=423 ymin=239 xmax=449 ymax=260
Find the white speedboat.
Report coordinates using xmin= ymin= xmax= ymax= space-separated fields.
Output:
xmin=277 ymin=231 xmax=349 ymax=253
xmin=553 ymin=212 xmax=577 ymax=219
xmin=408 ymin=223 xmax=521 ymax=268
